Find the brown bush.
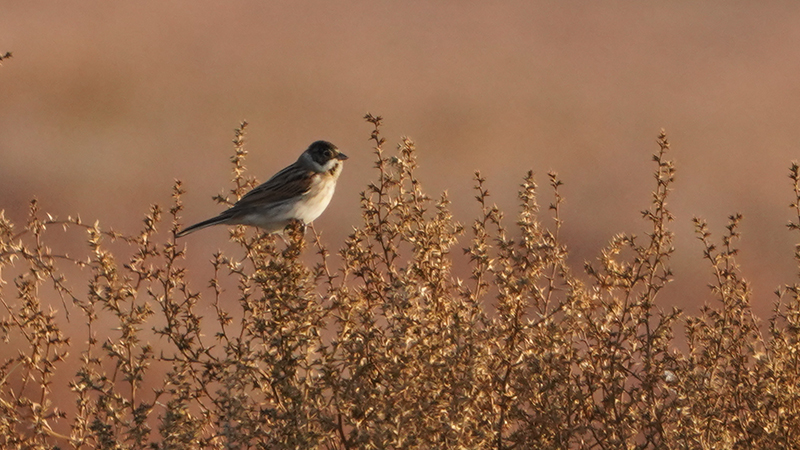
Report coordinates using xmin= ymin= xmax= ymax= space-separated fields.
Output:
xmin=1 ymin=115 xmax=799 ymax=449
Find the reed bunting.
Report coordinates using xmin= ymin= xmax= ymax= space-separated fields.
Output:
xmin=176 ymin=140 xmax=348 ymax=237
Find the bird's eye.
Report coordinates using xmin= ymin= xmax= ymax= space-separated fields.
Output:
xmin=324 ymin=149 xmax=333 ymax=158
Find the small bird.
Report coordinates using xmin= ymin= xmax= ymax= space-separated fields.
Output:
xmin=176 ymin=140 xmax=348 ymax=237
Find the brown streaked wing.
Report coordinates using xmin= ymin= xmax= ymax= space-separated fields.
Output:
xmin=231 ymin=164 xmax=314 ymax=210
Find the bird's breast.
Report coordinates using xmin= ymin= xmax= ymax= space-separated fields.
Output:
xmin=292 ymin=173 xmax=338 ymax=222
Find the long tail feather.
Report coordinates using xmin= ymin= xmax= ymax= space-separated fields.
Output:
xmin=175 ymin=215 xmax=229 ymax=237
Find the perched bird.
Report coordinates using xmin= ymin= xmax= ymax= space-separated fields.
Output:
xmin=176 ymin=140 xmax=348 ymax=237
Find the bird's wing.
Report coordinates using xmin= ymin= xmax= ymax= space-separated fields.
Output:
xmin=233 ymin=164 xmax=314 ymax=209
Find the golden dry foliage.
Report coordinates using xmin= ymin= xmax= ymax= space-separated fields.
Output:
xmin=1 ymin=117 xmax=800 ymax=449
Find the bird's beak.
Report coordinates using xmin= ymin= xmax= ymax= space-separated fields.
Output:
xmin=337 ymin=152 xmax=349 ymax=160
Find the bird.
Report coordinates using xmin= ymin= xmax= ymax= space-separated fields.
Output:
xmin=176 ymin=140 xmax=348 ymax=237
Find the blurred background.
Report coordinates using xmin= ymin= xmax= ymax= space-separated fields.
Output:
xmin=3 ymin=1 xmax=800 ymax=321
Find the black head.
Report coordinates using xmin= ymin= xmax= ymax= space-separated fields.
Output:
xmin=306 ymin=140 xmax=348 ymax=166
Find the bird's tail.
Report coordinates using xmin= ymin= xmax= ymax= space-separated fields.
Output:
xmin=175 ymin=215 xmax=229 ymax=238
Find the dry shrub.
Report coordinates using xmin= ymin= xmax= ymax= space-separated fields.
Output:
xmin=1 ymin=115 xmax=799 ymax=449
